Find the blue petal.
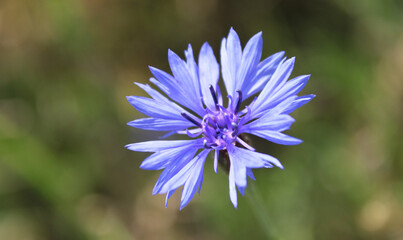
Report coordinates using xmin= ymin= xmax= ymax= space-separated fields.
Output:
xmin=214 ymin=150 xmax=219 ymax=173
xmin=255 ymin=51 xmax=285 ymax=80
xmin=229 ymin=163 xmax=238 ymax=208
xmin=158 ymin=149 xmax=210 ymax=194
xmin=149 ymin=77 xmax=170 ymax=94
xmin=198 ymin=173 xmax=203 ymax=195
xmin=130 ymin=82 xmax=202 ymax=128
xmin=229 ymin=149 xmax=247 ymax=188
xmin=236 ymin=31 xmax=263 ymax=93
xmin=140 ymin=144 xmax=198 ymax=170
xmin=134 ymin=82 xmax=174 ymax=105
xmin=158 ymin=131 xmax=177 ymax=139
xmin=251 ymin=57 xmax=295 ymax=114
xmin=140 ymin=151 xmax=170 ymax=170
xmin=227 ymin=145 xmax=247 ymax=208
xmin=247 ymin=168 xmax=256 ymax=181
xmin=237 ymin=185 xmax=245 ymax=196
xmin=247 ymin=130 xmax=303 ymax=145
xmin=126 ymin=96 xmax=182 ymax=120
xmin=128 ymin=118 xmax=193 ymax=131
xmin=228 ymin=140 xmax=285 ymax=207
xmin=168 ymin=49 xmax=204 ymax=113
xmin=216 ymin=84 xmax=223 ymax=105
xmin=242 ymin=51 xmax=285 ymax=99
xmin=168 ymin=49 xmax=193 ymax=86
xmin=245 ymin=95 xmax=297 ymax=122
xmin=184 ymin=44 xmax=200 ymax=93
xmin=242 ymin=114 xmax=295 ymax=133
xmin=221 ymin=28 xmax=242 ymax=97
xmin=185 ymin=129 xmax=202 ymax=138
xmin=282 ymin=94 xmax=316 ymax=114
xmin=179 ymin=149 xmax=210 ymax=210
xmin=220 ymin=38 xmax=232 ymax=94
xmin=152 ymin=147 xmax=201 ymax=195
xmin=149 ymin=65 xmax=205 ymax=116
xmin=149 ymin=66 xmax=180 ymax=95
xmin=165 ymin=189 xmax=176 ymax=207
xmin=228 ymin=144 xmax=283 ymax=169
xmin=198 ymin=42 xmax=219 ymax=110
xmin=267 ymin=74 xmax=311 ymax=108
xmin=131 ymin=82 xmax=195 ymax=119
xmin=125 ymin=138 xmax=203 ymax=152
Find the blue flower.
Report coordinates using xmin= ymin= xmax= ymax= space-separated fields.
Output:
xmin=126 ymin=28 xmax=315 ymax=210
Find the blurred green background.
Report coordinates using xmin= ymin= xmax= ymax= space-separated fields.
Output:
xmin=1 ymin=0 xmax=403 ymax=239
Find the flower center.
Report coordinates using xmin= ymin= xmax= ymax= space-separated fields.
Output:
xmin=202 ymin=105 xmax=239 ymax=149
xmin=181 ymin=86 xmax=253 ymax=151
xmin=200 ymin=86 xmax=244 ymax=149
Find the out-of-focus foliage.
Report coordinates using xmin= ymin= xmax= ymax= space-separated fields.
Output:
xmin=0 ymin=0 xmax=403 ymax=239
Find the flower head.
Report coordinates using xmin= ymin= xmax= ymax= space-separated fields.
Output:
xmin=126 ymin=28 xmax=315 ymax=210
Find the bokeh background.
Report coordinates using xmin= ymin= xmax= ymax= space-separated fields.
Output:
xmin=1 ymin=0 xmax=403 ymax=239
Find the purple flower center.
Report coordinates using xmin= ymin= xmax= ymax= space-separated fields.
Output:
xmin=202 ymin=104 xmax=239 ymax=149
xmin=202 ymin=86 xmax=240 ymax=149
xmin=182 ymin=85 xmax=255 ymax=151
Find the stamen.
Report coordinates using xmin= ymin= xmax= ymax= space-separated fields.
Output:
xmin=181 ymin=112 xmax=202 ymax=128
xmin=210 ymin=143 xmax=218 ymax=148
xmin=205 ymin=125 xmax=216 ymax=137
xmin=235 ymin=90 xmax=243 ymax=113
xmin=203 ymin=139 xmax=218 ymax=149
xmin=209 ymin=85 xmax=219 ymax=110
xmin=227 ymin=95 xmax=233 ymax=108
xmin=203 ymin=117 xmax=217 ymax=136
xmin=238 ymin=105 xmax=251 ymax=126
xmin=215 ymin=128 xmax=221 ymax=135
xmin=231 ymin=122 xmax=238 ymax=137
xmin=218 ymin=105 xmax=227 ymax=112
xmin=203 ymin=139 xmax=208 ymax=148
xmin=224 ymin=113 xmax=233 ymax=131
xmin=207 ymin=117 xmax=216 ymax=127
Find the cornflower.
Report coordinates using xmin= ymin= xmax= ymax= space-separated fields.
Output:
xmin=126 ymin=28 xmax=315 ymax=210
